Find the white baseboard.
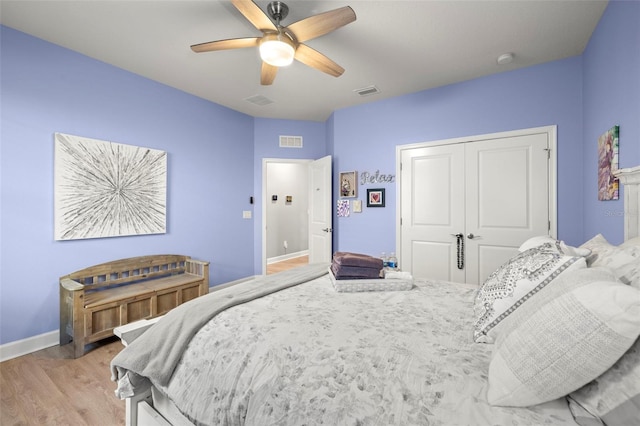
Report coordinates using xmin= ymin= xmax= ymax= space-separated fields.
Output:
xmin=267 ymin=250 xmax=309 ymax=265
xmin=0 ymin=330 xmax=59 ymax=362
xmin=209 ymin=276 xmax=257 ymax=291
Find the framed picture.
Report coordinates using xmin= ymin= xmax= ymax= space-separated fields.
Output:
xmin=337 ymin=199 xmax=350 ymax=217
xmin=353 ymin=199 xmax=362 ymax=213
xmin=597 ymin=125 xmax=619 ymax=201
xmin=54 ymin=133 xmax=167 ymax=240
xmin=339 ymin=171 xmax=357 ymax=198
xmin=367 ymin=188 xmax=385 ymax=207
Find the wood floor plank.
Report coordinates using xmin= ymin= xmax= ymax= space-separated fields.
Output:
xmin=1 ymin=339 xmax=125 ymax=425
xmin=267 ymin=255 xmax=309 ymax=274
xmin=1 ymin=355 xmax=87 ymax=425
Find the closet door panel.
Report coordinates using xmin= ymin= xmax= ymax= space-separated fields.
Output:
xmin=465 ymin=133 xmax=549 ymax=284
xmin=400 ymin=144 xmax=465 ymax=282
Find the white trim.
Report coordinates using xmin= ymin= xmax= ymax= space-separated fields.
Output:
xmin=395 ymin=125 xmax=558 ymax=265
xmin=267 ymin=250 xmax=309 ymax=265
xmin=0 ymin=330 xmax=58 ymax=362
xmin=209 ymin=276 xmax=255 ymax=292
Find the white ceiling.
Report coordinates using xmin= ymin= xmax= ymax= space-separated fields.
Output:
xmin=1 ymin=0 xmax=608 ymax=122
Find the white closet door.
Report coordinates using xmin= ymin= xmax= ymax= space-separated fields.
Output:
xmin=464 ymin=133 xmax=550 ymax=284
xmin=400 ymin=143 xmax=466 ymax=283
xmin=399 ymin=127 xmax=554 ymax=285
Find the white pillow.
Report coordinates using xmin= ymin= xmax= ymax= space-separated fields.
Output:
xmin=487 ymin=281 xmax=640 ymax=407
xmin=485 ymin=267 xmax=619 ymax=346
xmin=519 ymin=235 xmax=591 ymax=257
xmin=580 ymin=234 xmax=640 ymax=288
xmin=570 ymin=337 xmax=640 ymax=426
xmin=473 ymin=243 xmax=586 ymax=343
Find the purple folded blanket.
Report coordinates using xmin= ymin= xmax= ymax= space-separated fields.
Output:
xmin=333 ymin=252 xmax=383 ymax=269
xmin=331 ymin=263 xmax=382 ymax=280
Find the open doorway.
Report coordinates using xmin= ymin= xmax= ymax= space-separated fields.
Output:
xmin=262 ymin=159 xmax=311 ymax=274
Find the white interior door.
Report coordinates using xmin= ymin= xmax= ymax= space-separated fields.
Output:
xmin=464 ymin=133 xmax=550 ymax=284
xmin=400 ymin=144 xmax=466 ymax=283
xmin=398 ymin=126 xmax=556 ymax=285
xmin=308 ymin=155 xmax=333 ymax=263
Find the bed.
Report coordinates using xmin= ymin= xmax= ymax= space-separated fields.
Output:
xmin=111 ymin=165 xmax=640 ymax=426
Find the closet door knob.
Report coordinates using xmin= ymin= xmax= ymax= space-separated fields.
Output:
xmin=467 ymin=233 xmax=475 ymax=239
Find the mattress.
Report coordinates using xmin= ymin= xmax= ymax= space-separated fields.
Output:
xmin=151 ymin=272 xmax=577 ymax=425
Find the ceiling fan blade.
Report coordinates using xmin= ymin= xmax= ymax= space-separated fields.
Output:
xmin=287 ymin=6 xmax=356 ymax=43
xmin=295 ymin=43 xmax=344 ymax=77
xmin=232 ymin=0 xmax=277 ymax=32
xmin=191 ymin=37 xmax=259 ymax=53
xmin=261 ymin=62 xmax=278 ymax=85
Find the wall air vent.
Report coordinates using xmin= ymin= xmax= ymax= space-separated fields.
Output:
xmin=354 ymin=85 xmax=381 ymax=97
xmin=279 ymin=135 xmax=303 ymax=148
xmin=244 ymin=94 xmax=274 ymax=106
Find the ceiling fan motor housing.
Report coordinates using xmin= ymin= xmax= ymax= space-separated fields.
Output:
xmin=267 ymin=1 xmax=289 ymax=24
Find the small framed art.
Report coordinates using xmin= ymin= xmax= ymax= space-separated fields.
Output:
xmin=367 ymin=188 xmax=385 ymax=207
xmin=337 ymin=199 xmax=350 ymax=217
xmin=339 ymin=171 xmax=357 ymax=198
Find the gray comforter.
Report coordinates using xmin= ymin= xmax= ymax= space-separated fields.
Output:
xmin=111 ymin=263 xmax=331 ymax=397
xmin=112 ymin=264 xmax=577 ymax=425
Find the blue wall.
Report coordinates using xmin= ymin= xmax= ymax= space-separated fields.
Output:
xmin=252 ymin=118 xmax=328 ymax=273
xmin=1 ymin=27 xmax=256 ymax=345
xmin=331 ymin=57 xmax=585 ymax=255
xmin=329 ymin=0 xmax=639 ymax=254
xmin=582 ymin=0 xmax=640 ymax=245
xmin=1 ymin=0 xmax=638 ymax=347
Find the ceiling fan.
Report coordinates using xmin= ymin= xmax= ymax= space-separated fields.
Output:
xmin=190 ymin=0 xmax=356 ymax=85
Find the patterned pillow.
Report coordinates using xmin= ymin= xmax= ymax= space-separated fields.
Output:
xmin=519 ymin=235 xmax=591 ymax=257
xmin=580 ymin=234 xmax=640 ymax=288
xmin=487 ymin=281 xmax=640 ymax=407
xmin=473 ymin=243 xmax=586 ymax=343
xmin=569 ymin=337 xmax=640 ymax=426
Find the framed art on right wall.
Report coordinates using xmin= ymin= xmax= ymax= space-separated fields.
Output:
xmin=598 ymin=125 xmax=619 ymax=200
xmin=367 ymin=188 xmax=385 ymax=207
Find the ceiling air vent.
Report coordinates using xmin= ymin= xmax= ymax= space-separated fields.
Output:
xmin=280 ymin=135 xmax=303 ymax=148
xmin=244 ymin=94 xmax=274 ymax=106
xmin=354 ymin=85 xmax=381 ymax=97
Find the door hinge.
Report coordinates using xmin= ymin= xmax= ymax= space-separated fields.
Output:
xmin=544 ymin=148 xmax=551 ymax=159
xmin=548 ymin=220 xmax=551 ymax=231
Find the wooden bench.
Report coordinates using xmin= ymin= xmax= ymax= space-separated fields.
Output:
xmin=59 ymin=254 xmax=209 ymax=358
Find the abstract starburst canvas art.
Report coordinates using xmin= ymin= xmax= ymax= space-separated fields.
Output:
xmin=54 ymin=133 xmax=167 ymax=240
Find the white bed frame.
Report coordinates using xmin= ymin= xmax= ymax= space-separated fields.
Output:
xmin=121 ymin=166 xmax=640 ymax=426
xmin=615 ymin=165 xmax=640 ymax=241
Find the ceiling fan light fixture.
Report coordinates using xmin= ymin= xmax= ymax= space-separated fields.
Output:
xmin=260 ymin=34 xmax=295 ymax=67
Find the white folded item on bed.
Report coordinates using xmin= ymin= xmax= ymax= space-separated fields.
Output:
xmin=329 ymin=269 xmax=413 ymax=292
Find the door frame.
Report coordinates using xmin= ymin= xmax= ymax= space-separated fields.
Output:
xmin=262 ymin=158 xmax=313 ymax=275
xmin=395 ymin=125 xmax=558 ymax=269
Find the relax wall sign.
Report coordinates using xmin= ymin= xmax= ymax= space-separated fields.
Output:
xmin=360 ymin=170 xmax=395 ymax=185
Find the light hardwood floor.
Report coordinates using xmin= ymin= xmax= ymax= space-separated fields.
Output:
xmin=266 ymin=255 xmax=309 ymax=274
xmin=1 ymin=258 xmax=307 ymax=425
xmin=1 ymin=337 xmax=125 ymax=425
